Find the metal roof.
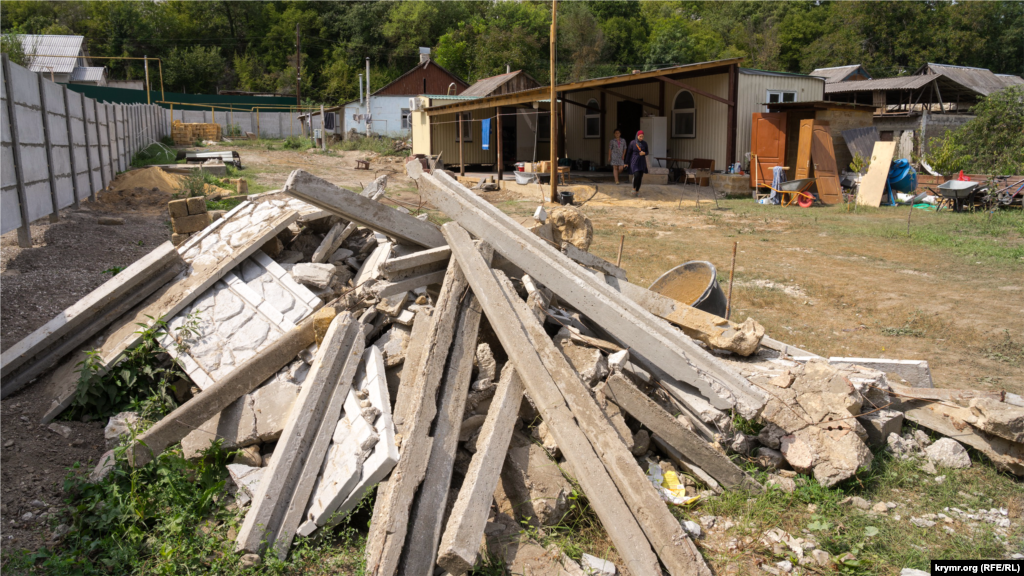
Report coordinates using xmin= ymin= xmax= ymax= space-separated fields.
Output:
xmin=69 ymin=67 xmax=106 ymax=83
xmin=809 ymin=65 xmax=872 ymax=84
xmin=739 ymin=67 xmax=824 ymax=80
xmin=914 ymin=63 xmax=1024 ymax=96
xmin=460 ymin=70 xmax=540 ymax=97
xmin=371 ymin=58 xmax=468 ymax=97
xmin=17 ymin=34 xmax=86 ymax=74
xmin=824 ymin=74 xmax=939 ymax=94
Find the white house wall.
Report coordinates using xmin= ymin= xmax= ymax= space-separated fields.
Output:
xmin=343 ymin=95 xmax=414 ymax=137
xmin=735 ymin=73 xmax=824 ymax=168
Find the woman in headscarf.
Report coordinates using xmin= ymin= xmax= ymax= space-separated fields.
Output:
xmin=623 ymin=130 xmax=649 ymax=196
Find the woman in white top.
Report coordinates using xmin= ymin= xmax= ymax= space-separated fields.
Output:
xmin=608 ymin=129 xmax=626 ymax=184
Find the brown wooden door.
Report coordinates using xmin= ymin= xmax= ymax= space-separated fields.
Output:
xmin=810 ymin=122 xmax=843 ymax=205
xmin=750 ymin=113 xmax=787 ymax=188
xmin=795 ymin=119 xmax=815 ymax=181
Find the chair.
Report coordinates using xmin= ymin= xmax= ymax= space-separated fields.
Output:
xmin=682 ymin=159 xmax=716 ymax=209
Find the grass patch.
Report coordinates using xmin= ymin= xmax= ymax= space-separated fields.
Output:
xmin=334 ymin=135 xmax=409 ymax=157
xmin=130 ymin=143 xmax=178 ymax=168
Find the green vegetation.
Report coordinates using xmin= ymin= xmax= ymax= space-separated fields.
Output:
xmin=334 ymin=135 xmax=408 ymax=157
xmin=101 ymin=265 xmax=125 ymax=276
xmin=0 ymin=31 xmax=29 ymax=66
xmin=928 ymin=86 xmax=1024 ymax=175
xmin=174 ymin=168 xmax=222 ymax=199
xmin=3 ymin=2 xmax=1022 ymax=104
xmin=282 ymin=135 xmax=306 ymax=150
xmin=130 ymin=143 xmax=178 ymax=169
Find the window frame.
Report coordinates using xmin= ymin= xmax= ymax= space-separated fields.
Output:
xmin=584 ymin=98 xmax=600 ymax=139
xmin=401 ymin=108 xmax=412 ymax=130
xmin=766 ymin=90 xmax=797 ymax=104
xmin=457 ymin=112 xmax=473 ymax=142
xmin=671 ymin=89 xmax=696 ymax=139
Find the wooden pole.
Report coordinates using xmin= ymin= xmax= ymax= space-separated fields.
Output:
xmin=549 ymin=0 xmax=558 ymax=203
xmin=458 ymin=113 xmax=465 ymax=176
xmin=144 ymin=56 xmax=151 ymax=105
xmin=496 ymin=107 xmax=503 ymax=183
xmin=726 ymin=241 xmax=738 ymax=320
xmin=615 ymin=235 xmax=625 ymax=267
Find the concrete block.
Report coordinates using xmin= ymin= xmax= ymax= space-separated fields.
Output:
xmin=857 ymin=409 xmax=904 ymax=447
xmin=553 ymin=338 xmax=608 ymax=387
xmin=172 ymin=213 xmax=212 ymax=234
xmin=291 ymin=263 xmax=335 ymax=290
xmin=186 ymin=196 xmax=208 ymax=215
xmin=182 ymin=394 xmax=259 ymax=459
xmin=500 ymin=432 xmax=572 ymax=526
xmin=167 ymin=196 xmax=190 ymax=217
xmin=251 ymin=379 xmax=301 ymax=442
xmin=329 ymin=248 xmax=354 ymax=263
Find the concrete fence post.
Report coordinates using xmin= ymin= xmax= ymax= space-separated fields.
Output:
xmin=104 ymin=104 xmax=115 ymax=180
xmin=80 ymin=92 xmax=96 ymax=201
xmin=2 ymin=54 xmax=33 ymax=247
xmin=61 ymin=87 xmax=81 ymax=208
xmin=94 ymin=100 xmax=108 ymax=189
xmin=36 ymin=73 xmax=60 ymax=223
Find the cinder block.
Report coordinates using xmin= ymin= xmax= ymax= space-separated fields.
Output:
xmin=186 ymin=196 xmax=208 ymax=215
xmin=857 ymin=409 xmax=903 ymax=447
xmin=168 ymin=199 xmax=189 ymax=218
xmin=172 ymin=213 xmax=212 ymax=234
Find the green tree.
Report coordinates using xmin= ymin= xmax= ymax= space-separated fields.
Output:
xmin=163 ymin=46 xmax=224 ymax=93
xmin=0 ymin=33 xmax=30 ymax=67
xmin=558 ymin=2 xmax=605 ymax=82
xmin=927 ymin=85 xmax=1024 ymax=175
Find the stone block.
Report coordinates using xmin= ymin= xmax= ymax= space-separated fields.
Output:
xmin=251 ymin=379 xmax=301 ymax=442
xmin=168 ymin=199 xmax=189 ymax=218
xmin=172 ymin=213 xmax=212 ymax=234
xmin=291 ymin=263 xmax=336 ymax=290
xmin=186 ymin=196 xmax=208 ymax=215
xmin=857 ymin=409 xmax=904 ymax=447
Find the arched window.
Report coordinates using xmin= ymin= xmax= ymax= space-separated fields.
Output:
xmin=584 ymin=98 xmax=600 ymax=138
xmin=672 ymin=90 xmax=695 ymax=138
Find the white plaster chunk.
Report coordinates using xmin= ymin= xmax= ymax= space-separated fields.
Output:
xmin=213 ymin=286 xmax=245 ymax=323
xmin=227 ymin=463 xmax=265 ymax=498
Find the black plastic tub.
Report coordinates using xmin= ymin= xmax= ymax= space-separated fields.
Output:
xmin=648 ymin=260 xmax=728 ymax=317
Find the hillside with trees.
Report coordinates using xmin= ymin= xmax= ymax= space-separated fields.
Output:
xmin=2 ymin=0 xmax=1022 ymax=104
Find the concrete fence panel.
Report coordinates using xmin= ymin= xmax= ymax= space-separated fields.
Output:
xmin=41 ymin=77 xmax=74 ymax=212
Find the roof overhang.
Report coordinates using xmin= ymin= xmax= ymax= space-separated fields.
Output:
xmin=764 ymin=100 xmax=877 ymax=112
xmin=425 ymin=58 xmax=742 ymax=116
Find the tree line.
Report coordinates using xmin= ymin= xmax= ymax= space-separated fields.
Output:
xmin=2 ymin=0 xmax=1022 ymax=105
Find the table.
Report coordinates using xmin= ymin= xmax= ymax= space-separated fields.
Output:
xmin=654 ymin=158 xmax=693 ymax=183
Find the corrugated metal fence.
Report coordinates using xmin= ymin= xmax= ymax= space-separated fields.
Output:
xmin=1 ymin=55 xmax=168 ymax=245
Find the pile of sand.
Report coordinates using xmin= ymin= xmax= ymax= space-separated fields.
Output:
xmin=95 ymin=167 xmax=182 ymax=213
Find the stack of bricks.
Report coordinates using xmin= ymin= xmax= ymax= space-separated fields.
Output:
xmin=169 ymin=197 xmax=212 ymax=246
xmin=171 ymin=120 xmax=223 ymax=145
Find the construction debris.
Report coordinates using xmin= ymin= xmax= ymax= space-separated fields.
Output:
xmin=9 ymin=158 xmax=1023 ymax=576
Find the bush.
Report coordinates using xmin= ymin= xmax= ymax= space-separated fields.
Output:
xmin=283 ymin=135 xmax=306 ymax=150
xmin=174 ymin=168 xmax=223 ymax=198
xmin=130 ymin=143 xmax=177 ymax=168
xmin=927 ymin=85 xmax=1024 ymax=175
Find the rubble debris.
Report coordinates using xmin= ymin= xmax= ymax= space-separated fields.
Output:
xmin=925 ymin=438 xmax=972 ymax=469
xmin=561 ymin=241 xmax=626 ymax=279
xmin=104 ymin=412 xmax=140 ymax=449
xmin=548 ymin=205 xmax=594 ymax=251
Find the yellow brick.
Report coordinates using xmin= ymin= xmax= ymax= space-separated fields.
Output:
xmin=168 ymin=199 xmax=189 ymax=218
xmin=172 ymin=213 xmax=212 ymax=234
xmin=313 ymin=306 xmax=338 ymax=346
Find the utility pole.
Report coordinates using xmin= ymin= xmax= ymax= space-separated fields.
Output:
xmin=144 ymin=56 xmax=151 ymax=104
xmin=549 ymin=0 xmax=558 ymax=203
xmin=366 ymin=57 xmax=371 ymax=135
xmin=295 ymin=23 xmax=302 ymax=107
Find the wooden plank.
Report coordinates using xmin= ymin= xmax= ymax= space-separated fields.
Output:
xmin=496 ymin=263 xmax=711 ymax=576
xmin=795 ymin=119 xmax=814 ymax=181
xmin=856 ymin=141 xmax=897 ymax=207
xmin=810 ymin=121 xmax=843 ymax=205
xmin=399 ymin=247 xmax=493 ymax=575
xmin=363 ymin=257 xmax=473 ymax=576
xmin=442 ymin=223 xmax=664 ymax=576
xmin=1 ymin=242 xmax=180 ymax=382
xmin=284 ymin=170 xmax=445 ymax=248
xmin=602 ymin=372 xmax=762 ymax=492
xmin=561 ymin=241 xmax=626 ymax=279
xmin=129 ymin=313 xmax=317 ymax=467
xmin=417 ymin=170 xmax=765 ymax=418
xmin=436 ymin=366 xmax=524 ymax=574
xmin=272 ymin=324 xmax=367 ymax=559
xmin=235 ymin=313 xmax=361 ymax=555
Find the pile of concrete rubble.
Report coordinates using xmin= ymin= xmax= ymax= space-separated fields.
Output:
xmin=4 ymin=160 xmax=1023 ymax=576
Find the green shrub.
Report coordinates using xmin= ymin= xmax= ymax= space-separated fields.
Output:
xmin=131 ymin=143 xmax=177 ymax=168
xmin=928 ymin=85 xmax=1024 ymax=175
xmin=283 ymin=135 xmax=306 ymax=150
xmin=335 ymin=135 xmax=409 ymax=156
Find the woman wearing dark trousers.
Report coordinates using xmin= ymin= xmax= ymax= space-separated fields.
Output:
xmin=623 ymin=130 xmax=649 ymax=197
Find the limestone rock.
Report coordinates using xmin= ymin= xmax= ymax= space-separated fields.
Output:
xmin=548 ymin=205 xmax=594 ymax=251
xmin=730 ymin=432 xmax=758 ymax=456
xmin=925 ymin=438 xmax=972 ymax=469
xmin=631 ymin=429 xmax=651 ymax=456
xmin=475 ymin=342 xmax=497 ymax=383
xmin=89 ymin=450 xmax=117 ymax=483
xmin=887 ymin=432 xmax=921 ymax=460
xmin=292 ymin=263 xmax=336 ymax=290
xmin=104 ymin=411 xmax=140 ymax=449
xmin=500 ymin=432 xmax=572 ymax=526
xmin=967 ymin=398 xmax=1024 ymax=443
xmin=553 ymin=339 xmax=608 ymax=386
xmin=766 ymin=474 xmax=796 ymax=493
xmin=252 ymin=379 xmax=301 ymax=442
xmin=760 ymin=360 xmax=873 ymax=487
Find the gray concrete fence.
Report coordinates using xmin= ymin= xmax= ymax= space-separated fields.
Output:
xmin=1 ymin=55 xmax=169 ymax=246
xmin=171 ymin=109 xmax=300 ymax=139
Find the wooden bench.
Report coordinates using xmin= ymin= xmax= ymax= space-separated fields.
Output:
xmin=355 ymin=159 xmax=370 ymax=170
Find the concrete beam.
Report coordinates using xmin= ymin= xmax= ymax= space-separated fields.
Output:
xmin=561 ymin=242 xmax=626 ymax=280
xmin=380 ymin=246 xmax=451 ymax=280
xmin=312 ymin=221 xmax=357 ymax=263
xmin=374 ymin=270 xmax=447 ymax=298
xmin=284 ymin=170 xmax=444 ymax=248
xmin=442 ymin=222 xmax=664 ymax=576
xmin=436 ymin=366 xmax=524 ymax=574
xmin=364 ymin=256 xmax=473 ymax=576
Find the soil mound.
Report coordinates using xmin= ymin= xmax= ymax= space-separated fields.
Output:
xmin=96 ymin=167 xmax=182 ymax=213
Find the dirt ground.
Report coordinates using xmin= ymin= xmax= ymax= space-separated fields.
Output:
xmin=1 ymin=142 xmax=1021 ymax=569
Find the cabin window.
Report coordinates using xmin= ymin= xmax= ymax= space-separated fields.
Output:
xmin=401 ymin=109 xmax=411 ymax=130
xmin=584 ymin=98 xmax=600 ymax=138
xmin=766 ymin=90 xmax=797 ymax=104
xmin=672 ymin=90 xmax=695 ymax=138
xmin=457 ymin=112 xmax=473 ymax=142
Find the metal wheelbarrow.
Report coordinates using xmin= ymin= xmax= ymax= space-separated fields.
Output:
xmin=936 ymin=180 xmax=980 ymax=212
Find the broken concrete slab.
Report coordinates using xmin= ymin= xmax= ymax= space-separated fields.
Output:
xmin=252 ymin=379 xmax=301 ymax=442
xmin=553 ymin=338 xmax=608 ymax=387
xmin=373 ymin=269 xmax=447 ymax=298
xmin=284 ymin=170 xmax=444 ymax=248
xmin=500 ymin=431 xmax=573 ymax=527
xmin=312 ymin=222 xmax=357 ymax=263
xmin=182 ymin=394 xmax=259 ymax=459
xmin=292 ymin=263 xmax=336 ymax=290
xmin=829 ymin=357 xmax=933 ymax=388
xmin=561 ymin=241 xmax=626 ymax=280
xmin=1 ymin=242 xmax=183 ymax=398
xmin=227 ymin=463 xmax=265 ymax=499
xmin=380 ymin=246 xmax=451 ymax=281
xmin=858 ymin=409 xmax=904 ymax=447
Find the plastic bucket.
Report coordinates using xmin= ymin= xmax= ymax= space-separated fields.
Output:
xmin=559 ymin=191 xmax=575 ymax=205
xmin=648 ymin=261 xmax=728 ymax=317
